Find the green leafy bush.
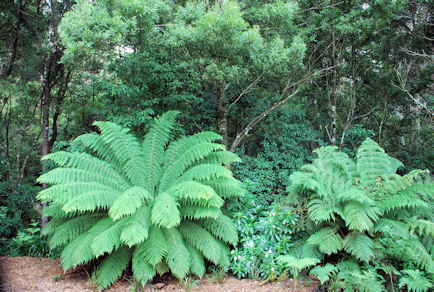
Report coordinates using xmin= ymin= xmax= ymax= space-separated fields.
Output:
xmin=285 ymin=138 xmax=433 ymax=291
xmin=228 ymin=192 xmax=298 ymax=279
xmin=37 ymin=111 xmax=243 ymax=289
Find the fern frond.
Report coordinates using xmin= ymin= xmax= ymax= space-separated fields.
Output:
xmin=379 ymin=194 xmax=429 ymax=213
xmin=94 ymin=121 xmax=147 ymax=187
xmin=49 ymin=214 xmax=104 ymax=249
xmin=163 ymin=131 xmax=222 ymax=167
xmin=132 ymin=247 xmax=156 ymax=285
xmin=142 ymin=111 xmax=179 ymax=193
xmin=180 ymin=204 xmax=222 ymax=220
xmin=277 ymin=255 xmax=320 ymax=271
xmin=308 ymin=198 xmax=342 ymax=224
xmin=95 ymin=246 xmax=131 ymax=289
xmin=61 ymin=231 xmax=94 ymax=271
xmin=90 ymin=217 xmax=124 ymax=257
xmin=204 ymin=177 xmax=245 ymax=198
xmin=198 ymin=151 xmax=242 ymax=166
xmin=343 ymin=232 xmax=374 ymax=262
xmin=163 ymin=228 xmax=191 ymax=279
xmin=175 ymin=164 xmax=232 ymax=184
xmin=307 ymin=227 xmax=343 ymax=255
xmin=407 ymin=217 xmax=434 ymax=237
xmin=135 ymin=225 xmax=167 ymax=266
xmin=178 ymin=221 xmax=223 ymax=265
xmin=356 ymin=138 xmax=403 ymax=192
xmin=62 ymin=190 xmax=120 ymax=213
xmin=42 ymin=151 xmax=130 ymax=189
xmin=343 ymin=202 xmax=381 ymax=232
xmin=159 ymin=142 xmax=225 ymax=191
xmin=398 ymin=269 xmax=432 ymax=292
xmin=374 ymin=218 xmax=410 ymax=238
xmin=185 ymin=242 xmax=206 ymax=277
xmin=310 ymin=264 xmax=337 ymax=284
xmin=120 ymin=206 xmax=151 ymax=247
xmin=109 ymin=186 xmax=151 ymax=220
xmin=201 ymin=214 xmax=238 ymax=246
xmin=151 ymin=192 xmax=180 ymax=228
xmin=405 ymin=238 xmax=434 ymax=271
xmin=167 ymin=181 xmax=223 ymax=208
xmin=348 ymin=268 xmax=385 ymax=292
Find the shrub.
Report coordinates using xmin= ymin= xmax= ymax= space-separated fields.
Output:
xmin=37 ymin=111 xmax=244 ymax=289
xmin=284 ymin=138 xmax=433 ymax=291
xmin=228 ymin=192 xmax=298 ymax=279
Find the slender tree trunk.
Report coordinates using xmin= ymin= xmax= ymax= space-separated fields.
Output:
xmin=4 ymin=0 xmax=23 ymax=77
xmin=216 ymin=81 xmax=228 ymax=148
xmin=330 ymin=28 xmax=338 ymax=145
xmin=41 ymin=72 xmax=51 ymax=228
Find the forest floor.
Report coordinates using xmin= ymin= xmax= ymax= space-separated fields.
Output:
xmin=0 ymin=257 xmax=319 ymax=292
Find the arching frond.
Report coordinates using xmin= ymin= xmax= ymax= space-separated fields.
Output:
xmin=120 ymin=206 xmax=151 ymax=247
xmin=61 ymin=231 xmax=94 ymax=271
xmin=132 ymin=248 xmax=156 ymax=286
xmin=201 ymin=214 xmax=238 ymax=246
xmin=95 ymin=246 xmax=131 ymax=289
xmin=307 ymin=227 xmax=343 ymax=255
xmin=310 ymin=264 xmax=337 ymax=284
xmin=135 ymin=225 xmax=168 ymax=267
xmin=109 ymin=186 xmax=151 ymax=220
xmin=343 ymin=202 xmax=381 ymax=232
xmin=90 ymin=217 xmax=124 ymax=257
xmin=142 ymin=111 xmax=179 ymax=193
xmin=398 ymin=269 xmax=432 ymax=292
xmin=277 ymin=255 xmax=320 ymax=271
xmin=163 ymin=228 xmax=191 ymax=279
xmin=151 ymin=192 xmax=180 ymax=228
xmin=185 ymin=242 xmax=206 ymax=277
xmin=343 ymin=232 xmax=374 ymax=262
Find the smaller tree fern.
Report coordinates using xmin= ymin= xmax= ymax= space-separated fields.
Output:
xmin=37 ymin=111 xmax=244 ymax=289
xmin=286 ymin=138 xmax=433 ymax=290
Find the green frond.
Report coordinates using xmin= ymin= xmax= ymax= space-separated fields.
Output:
xmin=277 ymin=255 xmax=320 ymax=271
xmin=374 ymin=218 xmax=410 ymax=238
xmin=37 ymin=182 xmax=116 ymax=205
xmin=120 ymin=206 xmax=151 ymax=247
xmin=343 ymin=202 xmax=381 ymax=232
xmin=62 ymin=190 xmax=120 ymax=213
xmin=407 ymin=217 xmax=434 ymax=237
xmin=214 ymin=238 xmax=231 ymax=268
xmin=42 ymin=151 xmax=130 ymax=189
xmin=204 ymin=176 xmax=245 ymax=198
xmin=175 ymin=164 xmax=232 ymax=184
xmin=348 ymin=268 xmax=385 ymax=292
xmin=398 ymin=269 xmax=432 ymax=292
xmin=95 ymin=246 xmax=131 ymax=289
xmin=49 ymin=214 xmax=104 ymax=249
xmin=163 ymin=228 xmax=191 ymax=279
xmin=43 ymin=203 xmax=73 ymax=219
xmin=307 ymin=227 xmax=343 ymax=255
xmin=308 ymin=198 xmax=342 ymax=224
xmin=310 ymin=264 xmax=337 ymax=284
xmin=163 ymin=131 xmax=223 ymax=168
xmin=109 ymin=186 xmax=152 ymax=220
xmin=142 ymin=111 xmax=180 ymax=193
xmin=314 ymin=146 xmax=357 ymax=178
xmin=74 ymin=133 xmax=121 ymax=170
xmin=90 ymin=217 xmax=124 ymax=257
xmin=185 ymin=242 xmax=206 ymax=277
xmin=135 ymin=225 xmax=167 ymax=266
xmin=132 ymin=247 xmax=156 ymax=285
xmin=336 ymin=188 xmax=375 ymax=205
xmin=178 ymin=221 xmax=222 ymax=266
xmin=61 ymin=231 xmax=94 ymax=271
xmin=42 ymin=217 xmax=67 ymax=236
xmin=356 ymin=138 xmax=403 ymax=192
xmin=159 ymin=142 xmax=225 ymax=191
xmin=151 ymin=192 xmax=180 ymax=228
xmin=167 ymin=180 xmax=224 ymax=208
xmin=405 ymin=238 xmax=434 ymax=271
xmin=379 ymin=194 xmax=429 ymax=213
xmin=38 ymin=168 xmax=124 ymax=191
xmin=201 ymin=214 xmax=238 ymax=246
xmin=288 ymin=171 xmax=319 ymax=193
xmin=94 ymin=121 xmax=147 ymax=187
xmin=343 ymin=232 xmax=374 ymax=262
xmin=180 ymin=204 xmax=222 ymax=220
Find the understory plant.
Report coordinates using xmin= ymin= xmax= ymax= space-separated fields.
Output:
xmin=37 ymin=111 xmax=243 ymax=289
xmin=283 ymin=138 xmax=433 ymax=291
xmin=228 ymin=192 xmax=298 ymax=279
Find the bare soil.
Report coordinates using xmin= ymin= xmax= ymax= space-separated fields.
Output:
xmin=0 ymin=257 xmax=319 ymax=292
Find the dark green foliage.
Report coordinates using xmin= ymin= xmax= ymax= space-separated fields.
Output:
xmin=228 ymin=192 xmax=299 ymax=279
xmin=286 ymin=138 xmax=433 ymax=290
xmin=38 ymin=111 xmax=243 ymax=289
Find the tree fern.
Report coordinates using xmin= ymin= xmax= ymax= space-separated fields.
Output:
xmin=309 ymin=263 xmax=337 ymax=284
xmin=38 ymin=111 xmax=242 ymax=288
xmin=398 ymin=270 xmax=433 ymax=292
xmin=286 ymin=138 xmax=433 ymax=290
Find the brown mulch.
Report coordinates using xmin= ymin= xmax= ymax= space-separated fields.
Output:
xmin=0 ymin=257 xmax=319 ymax=291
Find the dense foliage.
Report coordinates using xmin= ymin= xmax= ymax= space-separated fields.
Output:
xmin=283 ymin=138 xmax=433 ymax=291
xmin=37 ymin=111 xmax=243 ymax=289
xmin=0 ymin=0 xmax=432 ymax=290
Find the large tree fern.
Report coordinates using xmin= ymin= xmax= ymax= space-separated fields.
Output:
xmin=37 ymin=111 xmax=243 ymax=289
xmin=286 ymin=138 xmax=433 ymax=290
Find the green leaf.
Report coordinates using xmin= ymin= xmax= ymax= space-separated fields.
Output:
xmin=151 ymin=192 xmax=180 ymax=228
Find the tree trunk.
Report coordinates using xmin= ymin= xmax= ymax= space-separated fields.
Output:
xmin=216 ymin=81 xmax=228 ymax=148
xmin=4 ymin=0 xmax=23 ymax=77
xmin=41 ymin=73 xmax=51 ymax=228
xmin=330 ymin=28 xmax=338 ymax=145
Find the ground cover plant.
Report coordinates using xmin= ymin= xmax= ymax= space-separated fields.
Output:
xmin=37 ymin=111 xmax=244 ymax=289
xmin=283 ymin=138 xmax=433 ymax=291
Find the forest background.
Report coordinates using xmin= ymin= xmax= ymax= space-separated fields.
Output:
xmin=0 ymin=0 xmax=432 ymax=283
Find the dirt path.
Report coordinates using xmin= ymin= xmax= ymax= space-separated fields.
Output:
xmin=0 ymin=257 xmax=319 ymax=291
